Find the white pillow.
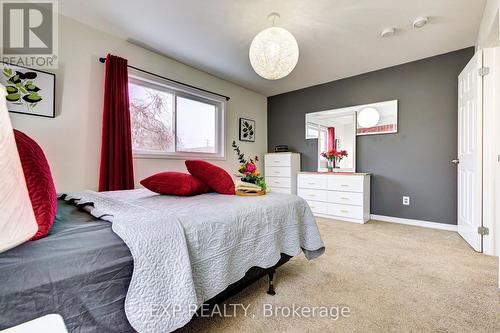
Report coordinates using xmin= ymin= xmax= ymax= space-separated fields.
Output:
xmin=0 ymin=84 xmax=38 ymax=253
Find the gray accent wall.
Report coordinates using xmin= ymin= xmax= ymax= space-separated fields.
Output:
xmin=267 ymin=48 xmax=474 ymax=225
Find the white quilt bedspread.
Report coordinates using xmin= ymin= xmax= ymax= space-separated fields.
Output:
xmin=62 ymin=189 xmax=325 ymax=333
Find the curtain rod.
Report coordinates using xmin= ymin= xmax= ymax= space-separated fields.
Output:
xmin=98 ymin=57 xmax=230 ymax=101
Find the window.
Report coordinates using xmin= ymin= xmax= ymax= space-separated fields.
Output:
xmin=129 ymin=70 xmax=225 ymax=159
xmin=176 ymin=96 xmax=217 ymax=154
xmin=318 ymin=126 xmax=328 ymax=170
xmin=306 ymin=122 xmax=319 ymax=139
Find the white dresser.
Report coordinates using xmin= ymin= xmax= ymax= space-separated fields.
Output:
xmin=265 ymin=153 xmax=301 ymax=194
xmin=297 ymin=172 xmax=371 ymax=223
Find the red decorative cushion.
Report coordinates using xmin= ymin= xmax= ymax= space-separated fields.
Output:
xmin=185 ymin=160 xmax=235 ymax=195
xmin=140 ymin=172 xmax=210 ymax=196
xmin=14 ymin=129 xmax=57 ymax=240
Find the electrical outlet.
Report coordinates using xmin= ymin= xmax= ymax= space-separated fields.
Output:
xmin=402 ymin=196 xmax=410 ymax=206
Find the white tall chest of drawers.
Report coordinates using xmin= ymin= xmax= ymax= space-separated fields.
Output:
xmin=265 ymin=153 xmax=301 ymax=194
xmin=297 ymin=172 xmax=371 ymax=223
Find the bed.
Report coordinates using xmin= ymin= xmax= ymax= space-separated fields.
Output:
xmin=0 ymin=198 xmax=135 ymax=332
xmin=0 ymin=190 xmax=324 ymax=332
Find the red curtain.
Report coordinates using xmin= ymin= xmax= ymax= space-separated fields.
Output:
xmin=98 ymin=54 xmax=134 ymax=192
xmin=327 ymin=127 xmax=335 ymax=150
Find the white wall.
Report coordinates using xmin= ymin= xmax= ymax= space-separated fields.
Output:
xmin=9 ymin=15 xmax=267 ymax=192
xmin=477 ymin=0 xmax=500 ymax=49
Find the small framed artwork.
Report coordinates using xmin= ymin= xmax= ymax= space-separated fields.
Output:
xmin=0 ymin=62 xmax=56 ymax=118
xmin=239 ymin=117 xmax=255 ymax=142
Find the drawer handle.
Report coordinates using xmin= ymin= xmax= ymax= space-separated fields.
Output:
xmin=273 ymin=171 xmax=280 ymax=174
xmin=340 ymin=210 xmax=349 ymax=213
xmin=341 ymin=197 xmax=349 ymax=200
xmin=308 ymin=182 xmax=316 ymax=185
xmin=309 ymin=194 xmax=315 ymax=197
xmin=273 ymin=161 xmax=280 ymax=163
xmin=275 ymin=181 xmax=280 ymax=184
xmin=340 ymin=184 xmax=349 ymax=187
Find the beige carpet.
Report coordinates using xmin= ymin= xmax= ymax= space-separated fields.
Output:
xmin=179 ymin=219 xmax=500 ymax=333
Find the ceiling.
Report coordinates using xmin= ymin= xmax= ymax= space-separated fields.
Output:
xmin=59 ymin=0 xmax=486 ymax=96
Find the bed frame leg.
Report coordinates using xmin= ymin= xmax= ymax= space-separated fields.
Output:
xmin=267 ymin=271 xmax=276 ymax=295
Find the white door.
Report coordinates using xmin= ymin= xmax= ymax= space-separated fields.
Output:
xmin=457 ymin=51 xmax=483 ymax=252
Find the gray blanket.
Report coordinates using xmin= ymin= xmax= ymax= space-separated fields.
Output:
xmin=62 ymin=189 xmax=325 ymax=333
xmin=0 ymin=199 xmax=135 ymax=333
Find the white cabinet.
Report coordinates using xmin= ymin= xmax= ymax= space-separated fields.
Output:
xmin=297 ymin=174 xmax=328 ymax=190
xmin=265 ymin=153 xmax=300 ymax=194
xmin=298 ymin=172 xmax=370 ymax=223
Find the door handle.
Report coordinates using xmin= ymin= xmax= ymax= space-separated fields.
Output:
xmin=451 ymin=159 xmax=460 ymax=164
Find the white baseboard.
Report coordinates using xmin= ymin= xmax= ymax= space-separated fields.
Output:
xmin=370 ymin=214 xmax=458 ymax=232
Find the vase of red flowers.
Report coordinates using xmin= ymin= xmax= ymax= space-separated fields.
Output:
xmin=321 ymin=149 xmax=348 ymax=172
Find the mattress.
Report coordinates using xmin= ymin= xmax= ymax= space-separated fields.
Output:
xmin=0 ymin=199 xmax=135 ymax=332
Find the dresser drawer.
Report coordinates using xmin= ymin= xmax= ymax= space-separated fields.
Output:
xmin=271 ymin=187 xmax=293 ymax=194
xmin=265 ymin=167 xmax=291 ymax=178
xmin=298 ymin=188 xmax=328 ymax=202
xmin=328 ymin=176 xmax=364 ymax=192
xmin=298 ymin=175 xmax=328 ymax=190
xmin=328 ymin=191 xmax=363 ymax=206
xmin=265 ymin=154 xmax=291 ymax=167
xmin=327 ymin=203 xmax=364 ymax=220
xmin=266 ymin=177 xmax=291 ymax=188
xmin=306 ymin=200 xmax=328 ymax=215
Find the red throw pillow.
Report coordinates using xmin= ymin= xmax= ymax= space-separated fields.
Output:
xmin=14 ymin=129 xmax=57 ymax=240
xmin=185 ymin=160 xmax=235 ymax=195
xmin=141 ymin=172 xmax=210 ymax=196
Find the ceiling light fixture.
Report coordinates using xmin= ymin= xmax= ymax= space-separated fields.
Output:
xmin=249 ymin=13 xmax=299 ymax=80
xmin=413 ymin=17 xmax=429 ymax=28
xmin=381 ymin=28 xmax=396 ymax=38
xmin=358 ymin=108 xmax=380 ymax=128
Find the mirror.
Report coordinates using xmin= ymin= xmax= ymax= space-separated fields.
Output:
xmin=305 ymin=111 xmax=356 ymax=172
xmin=305 ymin=100 xmax=398 ymax=172
xmin=356 ymin=100 xmax=398 ymax=135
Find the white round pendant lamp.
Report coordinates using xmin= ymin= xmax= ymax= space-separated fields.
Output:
xmin=358 ymin=107 xmax=380 ymax=128
xmin=249 ymin=13 xmax=299 ymax=80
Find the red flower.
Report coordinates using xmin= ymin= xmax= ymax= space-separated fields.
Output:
xmin=246 ymin=162 xmax=256 ymax=172
xmin=321 ymin=149 xmax=348 ymax=160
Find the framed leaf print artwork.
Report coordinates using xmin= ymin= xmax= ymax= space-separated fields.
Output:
xmin=0 ymin=62 xmax=55 ymax=118
xmin=239 ymin=118 xmax=255 ymax=142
